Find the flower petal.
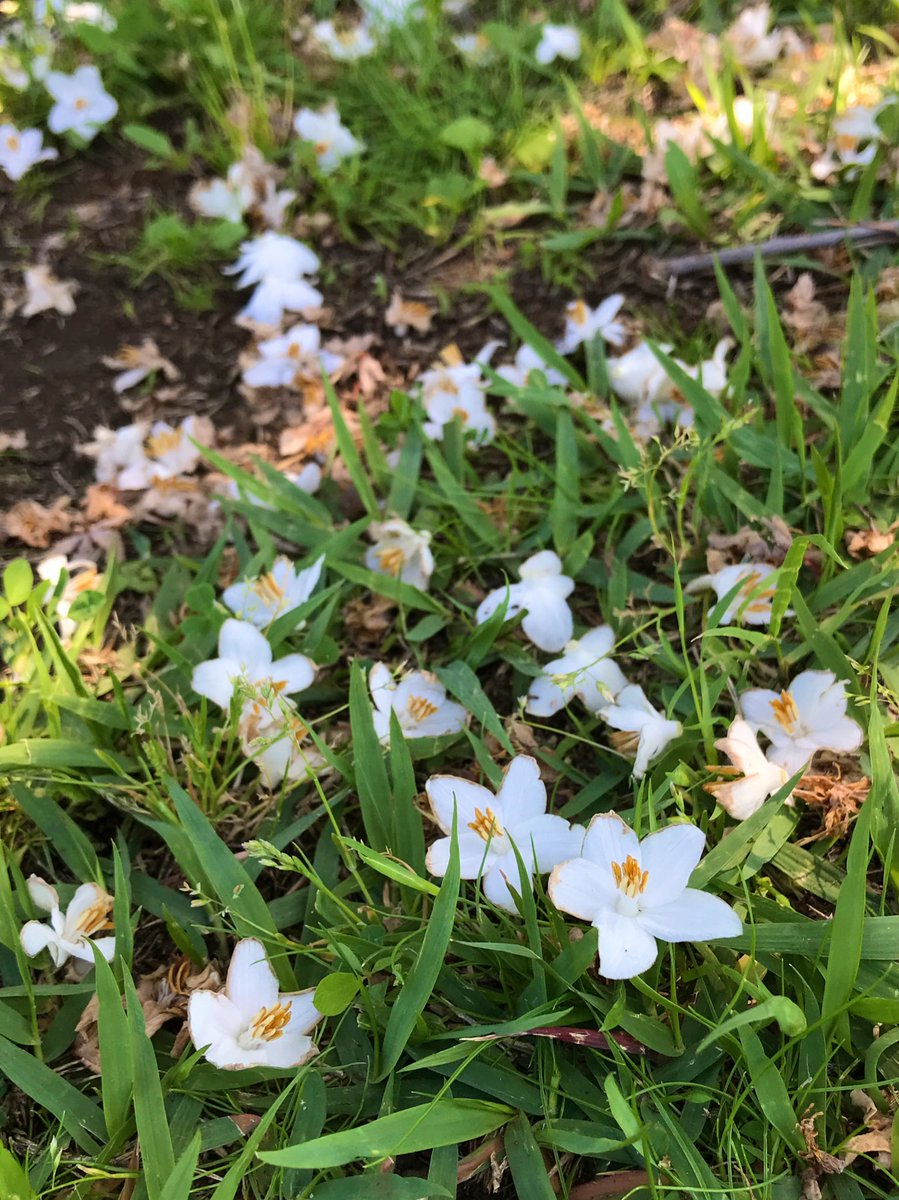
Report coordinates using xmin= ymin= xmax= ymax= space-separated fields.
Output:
xmin=581 ymin=812 xmax=641 ymax=871
xmin=425 ymin=833 xmax=499 ymax=879
xmin=279 ymin=988 xmax=323 ymax=1038
xmin=475 ymin=581 xmax=526 ymax=626
xmin=226 ymin=938 xmax=279 ymax=1020
xmin=20 ymin=920 xmax=58 ymax=959
xmin=425 ymin=775 xmax=493 ymax=836
xmin=270 ymin=653 xmax=316 ymax=695
xmin=219 ymin=619 xmax=272 ymax=669
xmin=514 ymin=813 xmax=584 ymax=874
xmin=637 ymin=889 xmax=742 ymax=944
xmin=525 ymin=673 xmax=571 ymax=717
xmin=26 ymin=875 xmax=59 ymax=913
xmin=520 ymin=590 xmax=573 ymax=653
xmin=548 ymin=857 xmax=616 ymax=922
xmin=192 ymin=659 xmax=240 ymax=709
xmin=639 ymin=824 xmax=706 ymax=908
xmin=481 ymin=861 xmax=526 ymax=912
xmin=495 ymin=755 xmax=546 ymax=824
xmin=595 ymin=910 xmax=659 ymax=980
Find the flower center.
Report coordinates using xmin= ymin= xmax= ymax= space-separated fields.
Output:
xmin=569 ymin=299 xmax=589 ymax=327
xmin=314 ymin=139 xmax=332 ymax=156
xmin=739 ymin=571 xmax=777 ymax=613
xmin=406 ymin=694 xmax=438 ymax=722
xmin=6 ymin=134 xmax=20 ymax=151
xmin=611 ymin=855 xmax=648 ymax=899
xmin=450 ymin=406 xmax=470 ymax=421
xmin=376 ymin=546 xmax=406 ymax=576
xmin=252 ymin=571 xmax=286 ymax=605
xmin=71 ymin=566 xmax=100 ymax=593
xmin=147 ymin=428 xmax=183 ymax=458
xmin=770 ymin=689 xmax=799 ymax=733
xmin=72 ymin=896 xmax=113 ymax=938
xmin=74 ymin=96 xmax=89 ymax=110
xmin=468 ymin=806 xmax=503 ymax=841
xmin=609 ymin=729 xmax=641 ymax=755
xmin=247 ymin=1000 xmax=292 ymax=1042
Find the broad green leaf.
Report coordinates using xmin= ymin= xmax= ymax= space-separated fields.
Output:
xmin=0 ymin=1035 xmax=104 ymax=1152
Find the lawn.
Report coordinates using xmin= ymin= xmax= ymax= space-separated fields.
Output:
xmin=1 ymin=1 xmax=899 ymax=1198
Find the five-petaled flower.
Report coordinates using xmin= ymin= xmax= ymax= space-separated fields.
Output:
xmin=0 ymin=124 xmax=57 ymax=181
xmin=420 ymin=353 xmax=495 ymax=446
xmin=601 ymin=684 xmax=682 ymax=779
xmin=548 ymin=814 xmax=742 ymax=979
xmin=526 ymin=626 xmax=628 ymax=717
xmin=426 ymin=755 xmax=585 ymax=911
xmin=369 ymin=662 xmax=467 ymax=744
xmin=188 ymin=938 xmax=322 ymax=1069
xmin=557 ymin=296 xmax=626 ymax=355
xmin=739 ymin=669 xmax=863 ymax=774
xmin=476 ymin=550 xmax=575 ymax=653
xmin=535 ymin=23 xmax=582 ymax=66
xmin=364 ymin=518 xmax=434 ymax=591
xmin=192 ymin=619 xmax=316 ymax=710
xmin=312 ymin=18 xmax=377 ymax=60
xmin=223 ymin=556 xmax=325 ymax=630
xmin=704 ymin=717 xmax=792 ymax=820
xmin=294 ymin=105 xmax=364 ymax=174
xmin=20 ymin=875 xmax=115 ymax=969
xmin=45 ymin=65 xmax=117 ymax=142
xmin=686 ymin=562 xmax=786 ymax=626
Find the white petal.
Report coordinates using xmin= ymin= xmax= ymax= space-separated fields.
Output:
xmin=738 ymin=688 xmax=782 ymax=739
xmin=513 ymin=813 xmax=584 ymax=873
xmin=279 ymin=988 xmax=323 ymax=1038
xmin=219 ymin=619 xmax=272 ymax=670
xmin=596 ymin=910 xmax=659 ymax=980
xmin=192 ymin=659 xmax=240 ymax=709
xmin=581 ymin=812 xmax=641 ymax=870
xmin=226 ymin=939 xmax=279 ymax=1020
xmin=425 ymin=775 xmax=493 ymax=835
xmin=425 ymin=833 xmax=499 ymax=879
xmin=637 ymin=889 xmax=742 ymax=943
xmin=408 ymin=702 xmax=468 ymax=738
xmin=63 ymin=883 xmax=109 ymax=937
xmin=26 ymin=875 xmax=59 ymax=913
xmin=495 ymin=755 xmax=546 ymax=824
xmin=20 ymin=920 xmax=58 ymax=959
xmin=475 ymin=582 xmax=526 ymax=626
xmin=548 ymin=857 xmax=616 ymax=921
xmin=639 ymin=825 xmax=706 ymax=908
xmin=481 ymin=861 xmax=527 ymax=912
xmin=255 ymin=1031 xmax=317 ymax=1069
xmin=525 ymin=673 xmax=571 ymax=717
xmin=368 ymin=662 xmax=396 ymax=713
xmin=521 ymin=591 xmax=573 ymax=653
xmin=269 ymin=654 xmax=316 ymax=695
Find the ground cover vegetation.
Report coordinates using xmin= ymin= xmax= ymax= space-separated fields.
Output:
xmin=2 ymin=0 xmax=899 ymax=1198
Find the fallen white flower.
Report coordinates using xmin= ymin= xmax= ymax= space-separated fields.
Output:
xmin=239 ymin=694 xmax=324 ymax=786
xmin=739 ymin=669 xmax=863 ymax=775
xmin=686 ymin=561 xmax=786 ymax=626
xmin=548 ymin=813 xmax=742 ymax=979
xmin=724 ymin=3 xmax=783 ymax=68
xmin=420 ymin=358 xmax=495 ymax=445
xmin=242 ymin=324 xmax=344 ymax=390
xmin=20 ymin=875 xmax=115 ymax=969
xmin=223 ymin=555 xmax=324 ymax=629
xmin=704 ymin=717 xmax=791 ymax=819
xmin=221 ymin=462 xmax=323 ymax=508
xmin=601 ymin=684 xmax=682 ymax=779
xmin=226 ymin=231 xmax=323 ymax=327
xmin=101 ymin=339 xmax=180 ymax=394
xmin=192 ymin=618 xmax=316 ymax=710
xmin=0 ymin=124 xmax=57 ymax=181
xmin=475 ymin=550 xmax=575 ymax=653
xmin=116 ymin=416 xmax=212 ymax=491
xmin=45 ymin=64 xmax=117 ymax=141
xmin=312 ymin=18 xmax=376 ymax=60
xmin=496 ymin=344 xmax=567 ymax=389
xmin=21 ymin=265 xmax=77 ymax=318
xmin=188 ymin=938 xmax=322 ymax=1069
xmin=526 ymin=626 xmax=629 ymax=717
xmin=369 ymin=662 xmax=467 ymax=744
xmin=364 ymin=518 xmax=434 ymax=591
xmin=557 ymin=296 xmax=626 ymax=354
xmin=426 ymin=755 xmax=585 ymax=911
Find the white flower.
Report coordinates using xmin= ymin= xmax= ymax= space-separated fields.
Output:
xmin=83 ymin=422 xmax=148 ymax=485
xmin=526 ymin=626 xmax=629 ymax=717
xmin=642 ymin=115 xmax=709 ymax=184
xmin=223 ymin=556 xmax=324 ymax=629
xmin=811 ymin=104 xmax=892 ymax=179
xmin=535 ymin=24 xmax=582 ymax=66
xmin=452 ymin=32 xmax=493 ymax=63
xmin=475 ymin=550 xmax=575 ymax=654
xmin=548 ymin=813 xmax=742 ymax=979
xmin=704 ymin=717 xmax=791 ymax=820
xmin=238 ymin=277 xmax=324 ymax=327
xmin=420 ymin=360 xmax=495 ymax=445
xmin=609 ymin=338 xmax=732 ymax=417
xmin=601 ymin=684 xmax=682 ymax=779
xmin=37 ymin=554 xmax=102 ymax=639
xmin=188 ymin=938 xmax=322 ymax=1069
xmin=369 ymin=662 xmax=468 ymax=745
xmin=556 ymin=296 xmax=626 ymax=354
xmin=242 ymin=324 xmax=344 ymax=390
xmin=225 ymin=232 xmax=323 ymax=327
xmin=192 ymin=618 xmax=316 ymax=709
xmin=359 ymin=0 xmax=421 ymax=27
xmin=190 ymin=145 xmax=296 ymax=229
xmin=20 ymin=875 xmax=115 ymax=969
xmin=724 ymin=3 xmax=783 ymax=68
xmin=385 ymin=291 xmax=434 ymax=336
xmin=101 ymin=339 xmax=180 ymax=394
xmin=117 ymin=415 xmax=211 ymax=490
xmin=45 ymin=65 xmax=117 ymax=141
xmin=62 ymin=2 xmax=116 ymax=28
xmin=312 ymin=19 xmax=376 ymax=60
xmin=0 ymin=124 xmax=57 ymax=181
xmin=222 ymin=462 xmax=322 ymax=508
xmin=686 ymin=562 xmax=786 ymax=626
xmin=21 ymin=265 xmax=77 ymax=318
xmin=495 ymin=344 xmax=567 ymax=389
xmin=739 ymin=670 xmax=863 ymax=775
xmin=364 ymin=519 xmax=434 ymax=591
xmin=190 ymin=177 xmax=246 ymax=224
xmin=425 ymin=756 xmax=585 ymax=911
xmin=238 ymin=694 xmax=324 ymax=786
xmin=294 ymin=106 xmax=364 ymax=174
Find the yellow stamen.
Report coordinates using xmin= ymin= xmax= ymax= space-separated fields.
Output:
xmin=74 ymin=97 xmax=89 ymax=110
xmin=770 ymin=689 xmax=799 ymax=733
xmin=468 ymin=806 xmax=503 ymax=841
xmin=450 ymin=406 xmax=470 ymax=421
xmin=376 ymin=546 xmax=406 ymax=576
xmin=6 ymin=134 xmax=20 ymax=152
xmin=252 ymin=571 xmax=286 ymax=605
xmin=610 ymin=855 xmax=649 ymax=898
xmin=248 ymin=1001 xmax=292 ymax=1042
xmin=570 ymin=299 xmax=589 ymax=327
xmin=407 ymin=694 xmax=438 ymax=722
xmin=146 ymin=428 xmax=182 ymax=458
xmin=609 ymin=729 xmax=640 ymax=756
xmin=72 ymin=895 xmax=113 ymax=937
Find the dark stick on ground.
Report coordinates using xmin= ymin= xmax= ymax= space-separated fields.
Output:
xmin=650 ymin=220 xmax=899 ymax=276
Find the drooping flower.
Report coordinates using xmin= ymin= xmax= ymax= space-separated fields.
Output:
xmin=241 ymin=324 xmax=344 ymax=390
xmin=739 ymin=670 xmax=863 ymax=774
xmin=21 ymin=265 xmax=77 ymax=318
xmin=45 ymin=65 xmax=117 ymax=141
xmin=223 ymin=556 xmax=324 ymax=630
xmin=475 ymin=550 xmax=575 ymax=653
xmin=557 ymin=296 xmax=626 ymax=355
xmin=238 ymin=693 xmax=324 ymax=786
xmin=548 ymin=813 xmax=742 ymax=979
xmin=600 ymin=684 xmax=682 ymax=779
xmin=0 ymin=124 xmax=57 ymax=181
xmin=188 ymin=938 xmax=322 ymax=1069
xmin=225 ymin=232 xmax=323 ymax=328
xmin=535 ymin=24 xmax=582 ymax=66
xmin=37 ymin=554 xmax=102 ymax=640
xmin=686 ymin=562 xmax=785 ymax=626
xmin=368 ymin=662 xmax=468 ymax=744
xmin=192 ymin=618 xmax=316 ymax=709
xmin=294 ymin=105 xmax=364 ymax=174
xmin=426 ymin=755 xmax=585 ymax=911
xmin=312 ymin=18 xmax=377 ymax=60
xmin=364 ymin=519 xmax=434 ymax=591
xmin=495 ymin=344 xmax=567 ymax=389
xmin=704 ymin=717 xmax=791 ymax=819
xmin=723 ymin=3 xmax=783 ymax=68
xmin=20 ymin=875 xmax=115 ymax=969
xmin=101 ymin=339 xmax=180 ymax=394
xmin=526 ymin=626 xmax=629 ymax=717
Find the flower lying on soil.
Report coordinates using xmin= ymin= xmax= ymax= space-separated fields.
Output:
xmin=385 ymin=291 xmax=435 ymax=336
xmin=365 ymin=518 xmax=434 ymax=591
xmin=525 ymin=626 xmax=628 ymax=717
xmin=549 ymin=814 xmax=742 ymax=979
xmin=294 ymin=105 xmax=364 ymax=174
xmin=21 ymin=264 xmax=78 ymax=318
xmin=189 ymin=144 xmax=296 ymax=229
xmin=426 ymin=755 xmax=585 ymax=911
xmin=192 ymin=619 xmax=316 ymax=709
xmin=369 ymin=662 xmax=467 ymax=744
xmin=476 ymin=550 xmax=575 ymax=653
xmin=686 ymin=561 xmax=786 ymax=626
xmin=226 ymin=231 xmax=323 ymax=327
xmin=739 ymin=669 xmax=863 ymax=774
xmin=188 ymin=938 xmax=322 ymax=1069
xmin=0 ymin=123 xmax=57 ymax=181
xmin=242 ymin=323 xmax=345 ymax=391
xmin=723 ymin=2 xmax=783 ymax=68
xmin=223 ymin=556 xmax=324 ymax=629
xmin=101 ymin=339 xmax=180 ymax=394
xmin=535 ymin=24 xmax=582 ymax=66
xmin=704 ymin=717 xmax=792 ymax=820
xmin=116 ymin=416 xmax=212 ymax=491
xmin=45 ymin=64 xmax=117 ymax=141
xmin=420 ymin=351 xmax=495 ymax=445
xmin=496 ymin=344 xmax=567 ymax=389
xmin=20 ymin=876 xmax=115 ymax=969
xmin=557 ymin=295 xmax=626 ymax=355
xmin=601 ymin=684 xmax=682 ymax=779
